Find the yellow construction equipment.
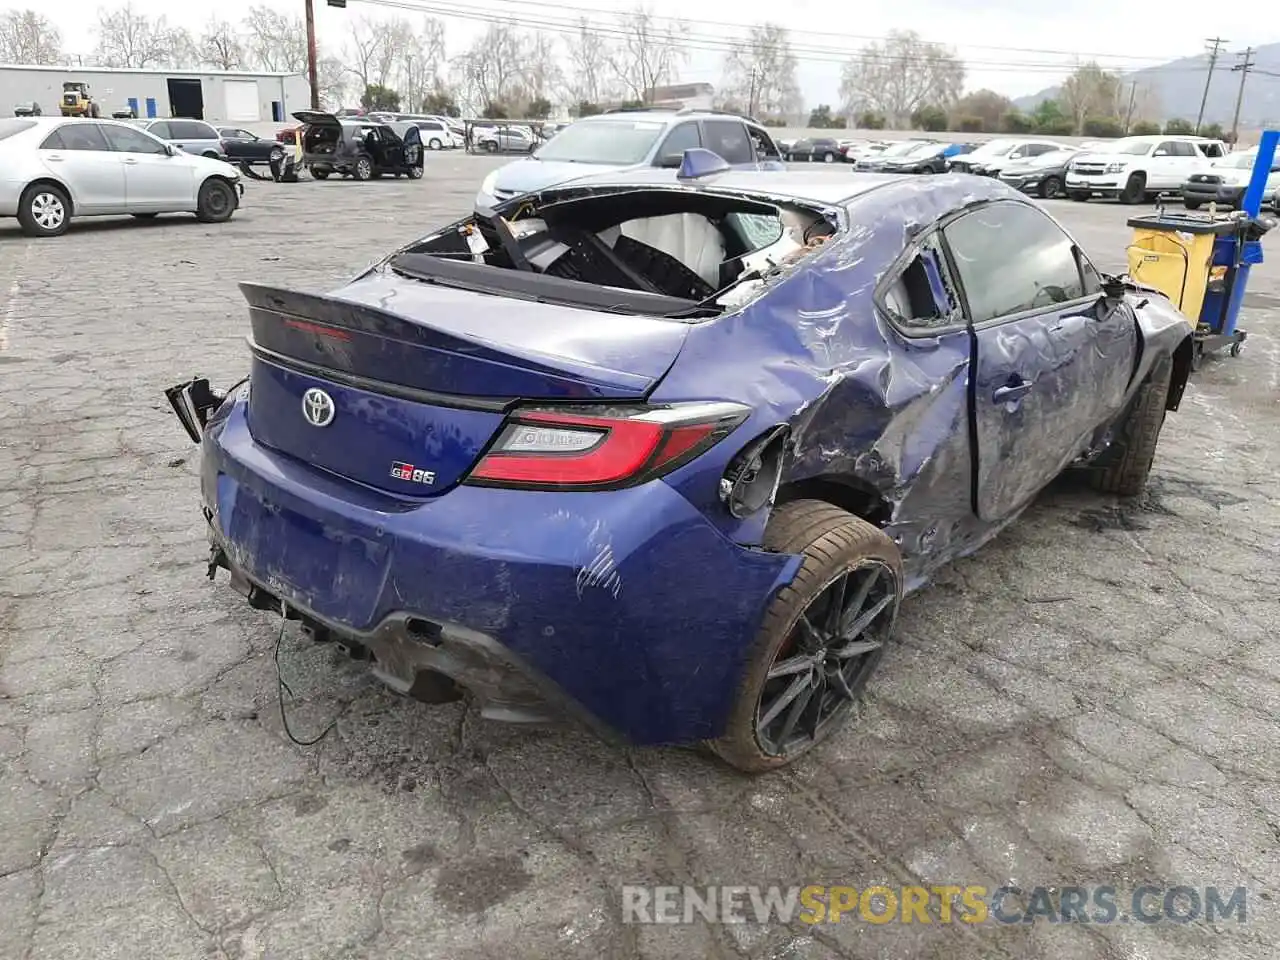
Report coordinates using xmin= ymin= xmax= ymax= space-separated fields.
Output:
xmin=59 ymin=82 xmax=100 ymax=118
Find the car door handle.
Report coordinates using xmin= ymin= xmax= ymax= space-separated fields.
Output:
xmin=122 ymin=158 xmax=138 ymax=164
xmin=45 ymin=154 xmax=64 ymax=162
xmin=993 ymin=380 xmax=1034 ymax=403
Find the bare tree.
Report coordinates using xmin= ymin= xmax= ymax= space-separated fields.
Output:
xmin=244 ymin=5 xmax=307 ymax=73
xmin=200 ymin=17 xmax=244 ymax=70
xmin=562 ymin=18 xmax=613 ymax=107
xmin=609 ymin=9 xmax=687 ymax=103
xmin=520 ymin=32 xmax=563 ymax=109
xmin=0 ymin=9 xmax=63 ymax=65
xmin=839 ymin=30 xmax=965 ymax=126
xmin=94 ymin=3 xmax=172 ymax=69
xmin=721 ymin=23 xmax=800 ymax=119
xmin=455 ymin=23 xmax=525 ymax=114
xmin=394 ymin=19 xmax=446 ymax=113
xmin=1060 ymin=62 xmax=1121 ymax=133
xmin=316 ymin=54 xmax=348 ymax=109
xmin=343 ymin=15 xmax=413 ymax=94
xmin=161 ymin=26 xmax=199 ymax=68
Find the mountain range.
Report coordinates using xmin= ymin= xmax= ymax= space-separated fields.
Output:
xmin=1014 ymin=43 xmax=1280 ymax=128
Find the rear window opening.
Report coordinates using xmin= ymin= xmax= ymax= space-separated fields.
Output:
xmin=390 ymin=190 xmax=840 ymax=319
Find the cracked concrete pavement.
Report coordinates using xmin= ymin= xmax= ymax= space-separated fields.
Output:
xmin=1 ymin=155 xmax=1278 ymax=960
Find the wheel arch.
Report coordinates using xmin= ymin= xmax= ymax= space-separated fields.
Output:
xmin=22 ymin=177 xmax=75 ymax=216
xmin=774 ymin=474 xmax=894 ymax=528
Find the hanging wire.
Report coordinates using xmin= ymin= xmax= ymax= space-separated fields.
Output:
xmin=273 ymin=602 xmax=347 ymax=747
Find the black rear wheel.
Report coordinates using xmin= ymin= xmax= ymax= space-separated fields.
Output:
xmin=1184 ymin=199 xmax=1201 ymax=210
xmin=1068 ymin=190 xmax=1090 ymax=202
xmin=353 ymin=157 xmax=374 ymax=180
xmin=1039 ymin=176 xmax=1063 ymax=199
xmin=711 ymin=500 xmax=902 ymax=773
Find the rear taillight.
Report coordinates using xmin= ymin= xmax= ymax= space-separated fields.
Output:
xmin=466 ymin=402 xmax=749 ymax=491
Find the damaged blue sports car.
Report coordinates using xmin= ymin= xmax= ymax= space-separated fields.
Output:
xmin=167 ymin=154 xmax=1194 ymax=772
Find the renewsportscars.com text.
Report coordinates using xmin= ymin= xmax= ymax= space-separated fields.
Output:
xmin=621 ymin=884 xmax=1248 ymax=925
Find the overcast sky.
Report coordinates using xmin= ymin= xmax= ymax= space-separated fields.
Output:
xmin=41 ymin=0 xmax=1280 ymax=103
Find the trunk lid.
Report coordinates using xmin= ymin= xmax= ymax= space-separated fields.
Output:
xmin=241 ymin=273 xmax=689 ymax=496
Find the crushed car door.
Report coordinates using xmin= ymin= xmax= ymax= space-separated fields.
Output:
xmin=944 ymin=200 xmax=1132 ymax=522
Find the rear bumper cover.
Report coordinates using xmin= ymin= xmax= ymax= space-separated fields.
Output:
xmin=198 ymin=396 xmax=801 ymax=745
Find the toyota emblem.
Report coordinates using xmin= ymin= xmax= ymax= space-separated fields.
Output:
xmin=302 ymin=388 xmax=335 ymax=427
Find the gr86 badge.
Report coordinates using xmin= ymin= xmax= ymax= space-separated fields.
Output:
xmin=391 ymin=461 xmax=436 ymax=485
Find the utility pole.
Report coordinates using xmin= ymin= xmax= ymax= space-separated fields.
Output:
xmin=1195 ymin=37 xmax=1228 ymax=134
xmin=747 ymin=67 xmax=759 ymax=119
xmin=305 ymin=0 xmax=320 ymax=110
xmin=1124 ymin=81 xmax=1138 ymax=133
xmin=1230 ymin=47 xmax=1255 ymax=147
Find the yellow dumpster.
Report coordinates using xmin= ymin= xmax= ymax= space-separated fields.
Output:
xmin=1126 ymin=214 xmax=1237 ymax=323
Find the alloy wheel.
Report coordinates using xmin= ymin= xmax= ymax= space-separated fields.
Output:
xmin=755 ymin=561 xmax=896 ymax=757
xmin=31 ymin=192 xmax=65 ymax=231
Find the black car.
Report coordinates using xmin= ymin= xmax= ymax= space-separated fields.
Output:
xmin=786 ymin=138 xmax=843 ymax=163
xmin=218 ymin=127 xmax=286 ymax=165
xmin=293 ymin=111 xmax=424 ymax=181
xmin=998 ymin=148 xmax=1081 ymax=200
xmin=876 ymin=141 xmax=978 ymax=175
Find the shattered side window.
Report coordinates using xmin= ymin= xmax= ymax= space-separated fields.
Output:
xmin=882 ymin=234 xmax=960 ymax=333
xmin=727 ymin=212 xmax=783 ymax=249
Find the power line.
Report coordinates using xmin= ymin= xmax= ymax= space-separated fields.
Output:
xmin=349 ymin=0 xmax=1235 ymax=77
xmin=1195 ymin=37 xmax=1228 ymax=133
xmin=439 ymin=0 xmax=1195 ymax=64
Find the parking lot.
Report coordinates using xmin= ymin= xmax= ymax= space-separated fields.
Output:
xmin=2 ymin=153 xmax=1279 ymax=960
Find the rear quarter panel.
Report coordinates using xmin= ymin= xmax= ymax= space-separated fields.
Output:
xmin=652 ymin=174 xmax=1025 ymax=580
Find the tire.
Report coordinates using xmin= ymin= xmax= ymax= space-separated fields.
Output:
xmin=201 ymin=151 xmax=220 ymax=159
xmin=484 ymin=141 xmax=497 ymax=154
xmin=1183 ymin=199 xmax=1201 ymax=210
xmin=353 ymin=157 xmax=373 ymax=181
xmin=407 ymin=166 xmax=424 ymax=179
xmin=89 ymin=103 xmax=100 ymax=119
xmin=194 ymin=178 xmax=236 ymax=223
xmin=1039 ymin=176 xmax=1063 ymax=200
xmin=1068 ymin=190 xmax=1090 ymax=202
xmin=823 ymin=152 xmax=835 ymax=163
xmin=17 ymin=183 xmax=70 ymax=237
xmin=1120 ymin=172 xmax=1146 ymax=205
xmin=428 ymin=138 xmax=442 ymax=150
xmin=269 ymin=148 xmax=284 ymax=163
xmin=311 ymin=168 xmax=330 ymax=180
xmin=1087 ymin=357 xmax=1172 ymax=496
xmin=710 ymin=500 xmax=903 ymax=773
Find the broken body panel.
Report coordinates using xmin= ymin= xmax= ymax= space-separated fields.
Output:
xmin=170 ymin=170 xmax=1193 ymax=745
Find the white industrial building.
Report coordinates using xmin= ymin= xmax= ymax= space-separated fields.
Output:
xmin=0 ymin=64 xmax=310 ymax=123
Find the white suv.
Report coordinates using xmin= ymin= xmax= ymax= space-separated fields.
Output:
xmin=1065 ymin=135 xmax=1226 ymax=204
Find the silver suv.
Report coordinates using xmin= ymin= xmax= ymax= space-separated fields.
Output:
xmin=475 ymin=108 xmax=785 ymax=209
xmin=133 ymin=118 xmax=225 ymax=159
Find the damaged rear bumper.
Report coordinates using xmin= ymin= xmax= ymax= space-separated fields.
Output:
xmin=183 ymin=389 xmax=801 ymax=746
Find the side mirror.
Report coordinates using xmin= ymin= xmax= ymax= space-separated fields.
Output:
xmin=164 ymin=143 xmax=176 ymax=156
